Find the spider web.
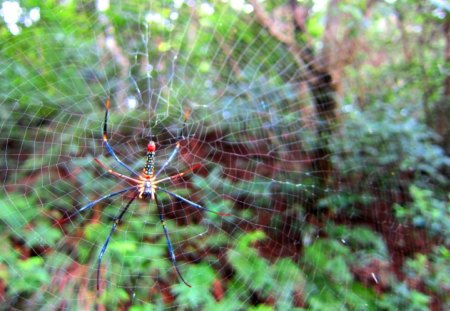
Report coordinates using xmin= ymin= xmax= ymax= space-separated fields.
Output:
xmin=1 ymin=1 xmax=448 ymax=310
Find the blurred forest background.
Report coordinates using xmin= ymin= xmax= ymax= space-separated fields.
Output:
xmin=0 ymin=0 xmax=449 ymax=310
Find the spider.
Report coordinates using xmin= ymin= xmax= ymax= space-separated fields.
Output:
xmin=68 ymin=100 xmax=230 ymax=291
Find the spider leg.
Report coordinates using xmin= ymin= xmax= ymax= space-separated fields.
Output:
xmin=66 ymin=186 xmax=137 ymax=221
xmin=154 ymin=109 xmax=190 ymax=178
xmin=94 ymin=158 xmax=141 ymax=184
xmin=154 ymin=163 xmax=201 ymax=185
xmin=155 ymin=194 xmax=192 ymax=288
xmin=157 ymin=188 xmax=231 ymax=217
xmin=103 ymin=99 xmax=140 ymax=177
xmin=97 ymin=192 xmax=138 ymax=291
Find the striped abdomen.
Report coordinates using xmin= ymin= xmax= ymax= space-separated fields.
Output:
xmin=144 ymin=141 xmax=156 ymax=176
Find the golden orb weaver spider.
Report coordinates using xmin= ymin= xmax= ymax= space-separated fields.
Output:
xmin=68 ymin=100 xmax=230 ymax=291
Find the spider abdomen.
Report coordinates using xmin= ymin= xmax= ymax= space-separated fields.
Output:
xmin=144 ymin=153 xmax=155 ymax=176
xmin=144 ymin=141 xmax=156 ymax=176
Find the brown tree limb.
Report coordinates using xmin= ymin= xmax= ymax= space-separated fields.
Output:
xmin=436 ymin=16 xmax=450 ymax=153
xmin=249 ymin=0 xmax=337 ymax=186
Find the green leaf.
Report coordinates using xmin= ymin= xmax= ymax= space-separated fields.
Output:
xmin=228 ymin=231 xmax=269 ymax=291
xmin=0 ymin=193 xmax=38 ymax=230
xmin=10 ymin=257 xmax=50 ymax=294
xmin=173 ymin=264 xmax=216 ymax=308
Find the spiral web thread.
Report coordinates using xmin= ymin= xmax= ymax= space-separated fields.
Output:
xmin=0 ymin=1 xmax=430 ymax=310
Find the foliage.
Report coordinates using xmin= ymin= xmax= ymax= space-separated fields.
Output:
xmin=394 ymin=185 xmax=450 ymax=243
xmin=378 ymin=282 xmax=431 ymax=311
xmin=301 ymin=226 xmax=383 ymax=311
xmin=404 ymin=246 xmax=450 ymax=308
xmin=0 ymin=0 xmax=449 ymax=310
xmin=333 ymin=102 xmax=450 ymax=189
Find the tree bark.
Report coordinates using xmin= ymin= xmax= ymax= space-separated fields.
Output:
xmin=435 ymin=17 xmax=450 ymax=154
xmin=250 ymin=0 xmax=337 ymax=187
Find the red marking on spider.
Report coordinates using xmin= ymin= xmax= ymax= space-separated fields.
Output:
xmin=147 ymin=141 xmax=156 ymax=152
